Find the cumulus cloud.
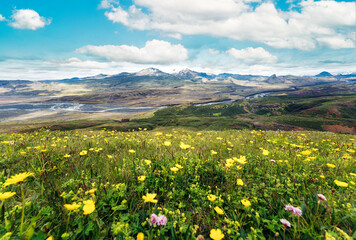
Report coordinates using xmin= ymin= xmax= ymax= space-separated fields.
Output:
xmin=102 ymin=0 xmax=355 ymax=50
xmin=227 ymin=47 xmax=278 ymax=64
xmin=76 ymin=39 xmax=188 ymax=64
xmin=0 ymin=14 xmax=6 ymax=21
xmin=9 ymin=9 xmax=51 ymax=30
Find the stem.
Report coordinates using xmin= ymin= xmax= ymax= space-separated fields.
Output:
xmin=283 ymin=226 xmax=286 ymax=240
xmin=20 ymin=184 xmax=25 ymax=235
xmin=66 ymin=213 xmax=71 ymax=232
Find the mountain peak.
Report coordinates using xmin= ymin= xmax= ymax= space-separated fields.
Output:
xmin=315 ymin=71 xmax=333 ymax=77
xmin=175 ymin=68 xmax=199 ymax=78
xmin=135 ymin=68 xmax=165 ymax=76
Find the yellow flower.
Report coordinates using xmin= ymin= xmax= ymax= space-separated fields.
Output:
xmin=334 ymin=180 xmax=348 ymax=187
xmin=107 ymin=155 xmax=113 ymax=159
xmin=137 ymin=232 xmax=144 ymax=240
xmin=350 ymin=181 xmax=355 ymax=185
xmin=176 ymin=164 xmax=183 ymax=169
xmin=4 ymin=172 xmax=34 ymax=186
xmin=171 ymin=167 xmax=179 ymax=173
xmin=210 ymin=228 xmax=224 ymax=240
xmin=214 ymin=206 xmax=224 ymax=215
xmin=163 ymin=141 xmax=171 ymax=146
xmin=235 ymin=156 xmax=247 ymax=164
xmin=211 ymin=150 xmax=218 ymax=155
xmin=86 ymin=188 xmax=97 ymax=194
xmin=142 ymin=193 xmax=158 ymax=203
xmin=300 ymin=150 xmax=311 ymax=155
xmin=0 ymin=192 xmax=16 ymax=199
xmin=79 ymin=150 xmax=87 ymax=156
xmin=144 ymin=160 xmax=151 ymax=165
xmin=327 ymin=163 xmax=336 ymax=168
xmin=64 ymin=154 xmax=71 ymax=158
xmin=46 ymin=236 xmax=53 ymax=240
xmin=350 ymin=173 xmax=356 ymax=177
xmin=207 ymin=194 xmax=217 ymax=202
xmin=83 ymin=200 xmax=95 ymax=215
xmin=64 ymin=202 xmax=81 ymax=211
xmin=129 ymin=149 xmax=136 ymax=153
xmin=20 ymin=151 xmax=26 ymax=155
xmin=320 ymin=175 xmax=325 ymax=179
xmin=262 ymin=149 xmax=269 ymax=156
xmin=241 ymin=199 xmax=251 ymax=207
xmin=180 ymin=142 xmax=191 ymax=150
xmin=138 ymin=175 xmax=146 ymax=181
xmin=236 ymin=179 xmax=244 ymax=186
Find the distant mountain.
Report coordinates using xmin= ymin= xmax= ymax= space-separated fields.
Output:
xmin=266 ymin=74 xmax=285 ymax=84
xmin=315 ymin=71 xmax=333 ymax=77
xmin=135 ymin=68 xmax=168 ymax=76
xmin=174 ymin=69 xmax=200 ymax=78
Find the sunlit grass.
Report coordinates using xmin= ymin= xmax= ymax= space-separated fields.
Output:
xmin=0 ymin=128 xmax=354 ymax=239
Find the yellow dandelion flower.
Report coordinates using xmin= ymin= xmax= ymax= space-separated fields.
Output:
xmin=107 ymin=155 xmax=113 ymax=159
xmin=176 ymin=164 xmax=183 ymax=169
xmin=137 ymin=232 xmax=144 ymax=240
xmin=241 ymin=199 xmax=251 ymax=207
xmin=327 ymin=163 xmax=336 ymax=168
xmin=236 ymin=179 xmax=244 ymax=186
xmin=180 ymin=142 xmax=191 ymax=150
xmin=4 ymin=172 xmax=34 ymax=186
xmin=214 ymin=206 xmax=224 ymax=215
xmin=207 ymin=194 xmax=217 ymax=202
xmin=144 ymin=160 xmax=151 ymax=165
xmin=86 ymin=188 xmax=97 ymax=194
xmin=64 ymin=154 xmax=71 ymax=158
xmin=262 ymin=149 xmax=269 ymax=156
xmin=210 ymin=228 xmax=224 ymax=240
xmin=0 ymin=192 xmax=16 ymax=199
xmin=79 ymin=150 xmax=87 ymax=156
xmin=300 ymin=150 xmax=311 ymax=155
xmin=211 ymin=150 xmax=218 ymax=155
xmin=163 ymin=141 xmax=171 ymax=146
xmin=320 ymin=175 xmax=325 ymax=179
xmin=138 ymin=175 xmax=146 ymax=181
xmin=334 ymin=180 xmax=348 ymax=187
xmin=83 ymin=200 xmax=95 ymax=215
xmin=142 ymin=193 xmax=158 ymax=203
xmin=64 ymin=202 xmax=81 ymax=211
xmin=171 ymin=167 xmax=179 ymax=173
xmin=129 ymin=149 xmax=136 ymax=153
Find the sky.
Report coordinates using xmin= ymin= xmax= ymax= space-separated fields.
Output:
xmin=0 ymin=0 xmax=355 ymax=80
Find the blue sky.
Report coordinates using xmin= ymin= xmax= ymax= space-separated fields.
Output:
xmin=0 ymin=0 xmax=355 ymax=80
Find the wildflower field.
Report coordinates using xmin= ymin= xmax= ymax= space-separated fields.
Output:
xmin=0 ymin=128 xmax=355 ymax=239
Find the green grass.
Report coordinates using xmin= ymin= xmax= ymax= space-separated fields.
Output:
xmin=0 ymin=128 xmax=355 ymax=239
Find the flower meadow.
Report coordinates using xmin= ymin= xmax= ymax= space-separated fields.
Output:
xmin=0 ymin=128 xmax=355 ymax=239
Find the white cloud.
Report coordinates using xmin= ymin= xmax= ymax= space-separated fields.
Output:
xmin=102 ymin=0 xmax=355 ymax=50
xmin=208 ymin=49 xmax=220 ymax=55
xmin=0 ymin=14 xmax=6 ymax=21
xmin=9 ymin=9 xmax=51 ymax=30
xmin=98 ymin=0 xmax=119 ymax=9
xmin=76 ymin=39 xmax=188 ymax=64
xmin=317 ymin=36 xmax=355 ymax=49
xmin=227 ymin=47 xmax=278 ymax=64
xmin=50 ymin=58 xmax=112 ymax=69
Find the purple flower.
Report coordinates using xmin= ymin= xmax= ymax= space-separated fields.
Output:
xmin=317 ymin=194 xmax=327 ymax=201
xmin=149 ymin=213 xmax=167 ymax=226
xmin=149 ymin=214 xmax=158 ymax=226
xmin=280 ymin=219 xmax=291 ymax=227
xmin=292 ymin=207 xmax=302 ymax=216
xmin=157 ymin=215 xmax=167 ymax=226
xmin=285 ymin=204 xmax=294 ymax=212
